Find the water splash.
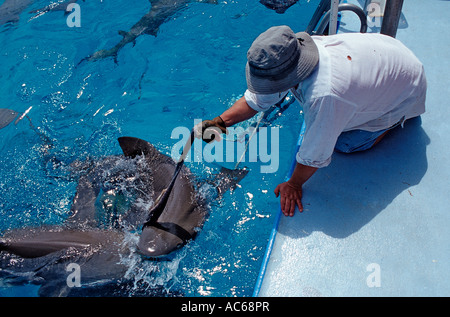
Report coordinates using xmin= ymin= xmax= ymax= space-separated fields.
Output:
xmin=118 ymin=231 xmax=187 ymax=296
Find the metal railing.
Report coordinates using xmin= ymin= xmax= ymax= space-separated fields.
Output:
xmin=306 ymin=0 xmax=404 ymax=37
xmin=316 ymin=3 xmax=368 ymax=35
xmin=306 ymin=0 xmax=368 ymax=35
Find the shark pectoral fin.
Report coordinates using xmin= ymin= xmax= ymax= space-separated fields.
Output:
xmin=0 ymin=238 xmax=90 ymax=258
xmin=144 ymin=27 xmax=159 ymax=37
xmin=118 ymin=30 xmax=127 ymax=37
xmin=0 ymin=108 xmax=19 ymax=130
xmin=213 ymin=167 xmax=249 ymax=197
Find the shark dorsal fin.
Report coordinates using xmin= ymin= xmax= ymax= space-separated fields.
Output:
xmin=118 ymin=136 xmax=158 ymax=158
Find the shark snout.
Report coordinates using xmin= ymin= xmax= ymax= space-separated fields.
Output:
xmin=137 ymin=225 xmax=185 ymax=258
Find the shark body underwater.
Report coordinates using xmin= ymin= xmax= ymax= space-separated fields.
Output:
xmin=84 ymin=0 xmax=297 ymax=62
xmin=85 ymin=0 xmax=218 ymax=62
xmin=1 ymin=0 xmax=298 ymax=64
xmin=0 ymin=0 xmax=79 ymax=25
xmin=0 ymin=119 xmax=247 ymax=296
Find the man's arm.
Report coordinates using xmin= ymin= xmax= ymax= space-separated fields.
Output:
xmin=195 ymin=96 xmax=258 ymax=142
xmin=274 ymin=163 xmax=318 ymax=217
xmin=220 ymin=96 xmax=258 ymax=127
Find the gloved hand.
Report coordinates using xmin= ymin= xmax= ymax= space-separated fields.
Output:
xmin=194 ymin=116 xmax=227 ymax=143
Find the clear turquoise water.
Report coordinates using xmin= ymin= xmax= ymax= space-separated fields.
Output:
xmin=0 ymin=0 xmax=317 ymax=296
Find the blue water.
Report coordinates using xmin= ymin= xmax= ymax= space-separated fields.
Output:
xmin=0 ymin=0 xmax=318 ymax=296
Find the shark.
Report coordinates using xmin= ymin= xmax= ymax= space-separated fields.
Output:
xmin=0 ymin=135 xmax=247 ymax=296
xmin=0 ymin=0 xmax=32 ymax=25
xmin=259 ymin=0 xmax=298 ymax=14
xmin=85 ymin=0 xmax=217 ymax=62
xmin=0 ymin=0 xmax=78 ymax=25
xmin=0 ymin=108 xmax=19 ymax=129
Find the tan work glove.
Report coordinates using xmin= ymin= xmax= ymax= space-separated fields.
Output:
xmin=194 ymin=116 xmax=227 ymax=143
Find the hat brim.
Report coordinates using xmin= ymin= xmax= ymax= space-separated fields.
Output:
xmin=246 ymin=32 xmax=319 ymax=95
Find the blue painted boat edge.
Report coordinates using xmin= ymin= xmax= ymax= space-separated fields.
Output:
xmin=252 ymin=121 xmax=306 ymax=297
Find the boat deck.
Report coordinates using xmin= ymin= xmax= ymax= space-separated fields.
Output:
xmin=256 ymin=0 xmax=450 ymax=296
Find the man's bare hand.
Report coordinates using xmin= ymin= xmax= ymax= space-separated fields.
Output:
xmin=274 ymin=181 xmax=303 ymax=217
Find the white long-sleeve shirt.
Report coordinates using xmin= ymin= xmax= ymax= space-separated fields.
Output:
xmin=244 ymin=33 xmax=427 ymax=168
